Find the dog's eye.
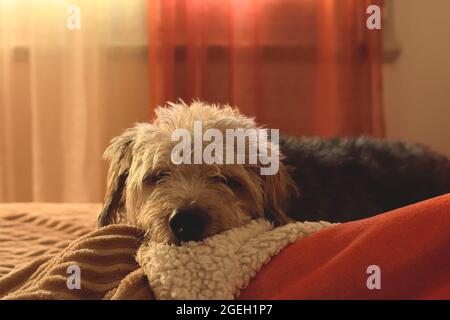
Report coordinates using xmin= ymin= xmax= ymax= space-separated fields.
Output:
xmin=212 ymin=175 xmax=242 ymax=190
xmin=143 ymin=171 xmax=169 ymax=185
xmin=225 ymin=177 xmax=242 ymax=190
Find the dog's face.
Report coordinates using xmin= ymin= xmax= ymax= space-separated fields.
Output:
xmin=99 ymin=102 xmax=296 ymax=244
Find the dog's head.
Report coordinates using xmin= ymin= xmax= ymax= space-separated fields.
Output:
xmin=98 ymin=102 xmax=297 ymax=244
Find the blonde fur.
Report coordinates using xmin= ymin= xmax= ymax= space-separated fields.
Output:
xmin=99 ymin=101 xmax=297 ymax=244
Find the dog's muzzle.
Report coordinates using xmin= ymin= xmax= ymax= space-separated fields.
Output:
xmin=169 ymin=207 xmax=208 ymax=242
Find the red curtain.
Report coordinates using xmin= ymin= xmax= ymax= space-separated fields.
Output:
xmin=148 ymin=0 xmax=384 ymax=137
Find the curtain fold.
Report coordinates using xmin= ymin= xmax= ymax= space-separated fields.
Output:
xmin=0 ymin=0 xmax=384 ymax=202
xmin=148 ymin=0 xmax=384 ymax=137
xmin=0 ymin=0 xmax=149 ymax=202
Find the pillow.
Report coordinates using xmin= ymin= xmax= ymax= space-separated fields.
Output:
xmin=239 ymin=194 xmax=450 ymax=300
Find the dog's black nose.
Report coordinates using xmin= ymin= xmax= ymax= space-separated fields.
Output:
xmin=169 ymin=208 xmax=207 ymax=242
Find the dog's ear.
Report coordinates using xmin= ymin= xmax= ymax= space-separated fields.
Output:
xmin=262 ymin=162 xmax=298 ymax=226
xmin=98 ymin=127 xmax=138 ymax=227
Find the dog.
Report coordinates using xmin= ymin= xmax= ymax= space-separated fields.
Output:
xmin=98 ymin=102 xmax=450 ymax=244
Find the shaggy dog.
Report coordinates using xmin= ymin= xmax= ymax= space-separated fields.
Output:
xmin=98 ymin=102 xmax=450 ymax=244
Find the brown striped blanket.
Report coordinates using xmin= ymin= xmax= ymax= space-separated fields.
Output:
xmin=0 ymin=203 xmax=153 ymax=300
xmin=0 ymin=204 xmax=331 ymax=300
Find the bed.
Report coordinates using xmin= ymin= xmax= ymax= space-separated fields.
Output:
xmin=0 ymin=195 xmax=449 ymax=300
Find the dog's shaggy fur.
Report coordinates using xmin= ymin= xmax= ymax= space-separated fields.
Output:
xmin=280 ymin=136 xmax=450 ymax=222
xmin=99 ymin=102 xmax=294 ymax=244
xmin=99 ymin=102 xmax=450 ymax=244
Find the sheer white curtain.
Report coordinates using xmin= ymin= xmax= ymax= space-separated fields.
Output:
xmin=0 ymin=0 xmax=149 ymax=202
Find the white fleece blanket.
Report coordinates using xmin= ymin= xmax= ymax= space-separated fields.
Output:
xmin=136 ymin=219 xmax=333 ymax=300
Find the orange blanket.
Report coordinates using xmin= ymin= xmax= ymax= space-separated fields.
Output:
xmin=239 ymin=194 xmax=450 ymax=300
xmin=1 ymin=196 xmax=449 ymax=299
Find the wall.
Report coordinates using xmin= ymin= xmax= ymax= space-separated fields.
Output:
xmin=383 ymin=0 xmax=450 ymax=156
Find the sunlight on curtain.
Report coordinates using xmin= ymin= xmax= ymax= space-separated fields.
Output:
xmin=0 ymin=0 xmax=149 ymax=202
